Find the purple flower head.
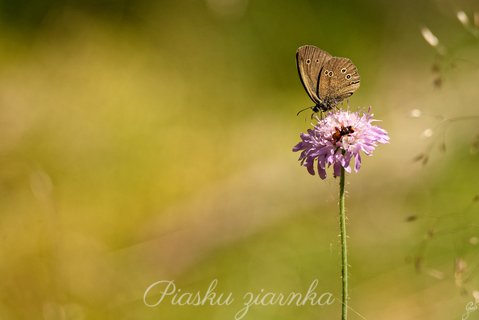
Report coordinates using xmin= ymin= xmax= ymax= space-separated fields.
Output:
xmin=293 ymin=109 xmax=389 ymax=179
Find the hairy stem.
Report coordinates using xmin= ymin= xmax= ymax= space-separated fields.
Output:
xmin=339 ymin=167 xmax=348 ymax=320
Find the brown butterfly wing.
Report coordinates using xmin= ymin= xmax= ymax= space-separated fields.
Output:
xmin=296 ymin=45 xmax=332 ymax=105
xmin=318 ymin=57 xmax=360 ymax=107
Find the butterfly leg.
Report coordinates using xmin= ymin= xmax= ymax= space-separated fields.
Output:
xmin=313 ymin=111 xmax=324 ymax=120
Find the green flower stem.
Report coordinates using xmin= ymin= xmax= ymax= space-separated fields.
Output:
xmin=339 ymin=167 xmax=348 ymax=320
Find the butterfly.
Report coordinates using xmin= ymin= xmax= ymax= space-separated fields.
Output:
xmin=296 ymin=45 xmax=360 ymax=114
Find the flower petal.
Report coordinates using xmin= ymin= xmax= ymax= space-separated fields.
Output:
xmin=292 ymin=109 xmax=389 ymax=179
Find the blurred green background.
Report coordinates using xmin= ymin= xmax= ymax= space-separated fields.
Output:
xmin=0 ymin=0 xmax=478 ymax=319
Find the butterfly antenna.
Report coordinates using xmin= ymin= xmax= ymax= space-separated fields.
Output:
xmin=296 ymin=106 xmax=314 ymax=116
